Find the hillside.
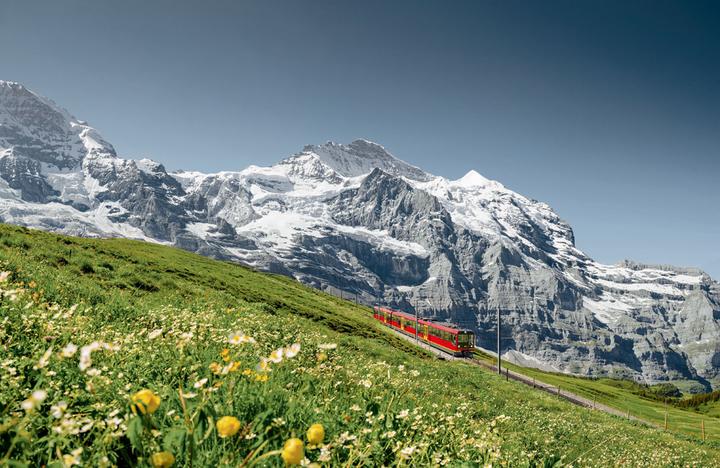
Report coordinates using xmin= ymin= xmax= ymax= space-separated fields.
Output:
xmin=0 ymin=225 xmax=718 ymax=466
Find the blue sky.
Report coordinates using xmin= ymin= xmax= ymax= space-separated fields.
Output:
xmin=1 ymin=0 xmax=718 ymax=277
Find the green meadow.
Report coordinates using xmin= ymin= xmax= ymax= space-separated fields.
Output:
xmin=0 ymin=224 xmax=718 ymax=466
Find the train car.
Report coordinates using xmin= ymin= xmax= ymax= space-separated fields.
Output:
xmin=373 ymin=306 xmax=475 ymax=356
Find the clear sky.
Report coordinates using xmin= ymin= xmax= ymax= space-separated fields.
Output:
xmin=1 ymin=0 xmax=718 ymax=277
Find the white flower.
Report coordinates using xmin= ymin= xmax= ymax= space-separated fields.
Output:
xmin=397 ymin=409 xmax=409 ymax=419
xmin=284 ymin=343 xmax=301 ymax=358
xmin=21 ymin=389 xmax=47 ymax=412
xmin=0 ymin=271 xmax=10 ymax=282
xmin=350 ymin=404 xmax=361 ymax=412
xmin=60 ymin=343 xmax=78 ymax=358
xmin=228 ymin=331 xmax=255 ymax=345
xmin=318 ymin=343 xmax=337 ymax=350
xmin=51 ymin=401 xmax=68 ymax=418
xmin=359 ymin=379 xmax=372 ymax=388
xmin=383 ymin=430 xmax=397 ymax=439
xmin=193 ymin=378 xmax=208 ymax=389
xmin=148 ymin=329 xmax=163 ymax=339
xmin=399 ymin=445 xmax=417 ymax=459
xmin=268 ymin=347 xmax=284 ymax=363
xmin=35 ymin=346 xmax=53 ymax=369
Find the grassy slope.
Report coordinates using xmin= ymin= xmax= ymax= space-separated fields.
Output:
xmin=0 ymin=224 xmax=718 ymax=466
xmin=474 ymin=350 xmax=720 ymax=441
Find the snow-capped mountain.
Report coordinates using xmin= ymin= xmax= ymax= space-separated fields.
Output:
xmin=2 ymin=80 xmax=719 ymax=389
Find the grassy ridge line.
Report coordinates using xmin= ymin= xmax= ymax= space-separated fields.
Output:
xmin=474 ymin=350 xmax=720 ymax=441
xmin=1 ymin=223 xmax=719 ymax=466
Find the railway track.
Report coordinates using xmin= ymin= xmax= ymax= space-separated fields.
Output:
xmin=387 ymin=326 xmax=652 ymax=426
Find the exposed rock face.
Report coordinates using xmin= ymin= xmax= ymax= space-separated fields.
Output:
xmin=1 ymin=80 xmax=719 ymax=388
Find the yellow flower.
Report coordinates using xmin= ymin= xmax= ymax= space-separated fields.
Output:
xmin=242 ymin=368 xmax=254 ymax=376
xmin=281 ymin=438 xmax=304 ymax=466
xmin=316 ymin=352 xmax=327 ymax=363
xmin=209 ymin=362 xmax=222 ymax=375
xmin=254 ymin=373 xmax=268 ymax=382
xmin=306 ymin=423 xmax=325 ymax=445
xmin=151 ymin=451 xmax=175 ymax=468
xmin=131 ymin=389 xmax=160 ymax=415
xmin=220 ymin=348 xmax=231 ymax=362
xmin=216 ymin=416 xmax=241 ymax=438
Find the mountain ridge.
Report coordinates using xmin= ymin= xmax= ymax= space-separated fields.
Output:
xmin=1 ymin=80 xmax=718 ymax=388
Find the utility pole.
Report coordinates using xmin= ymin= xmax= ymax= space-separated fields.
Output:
xmin=415 ymin=297 xmax=419 ymax=344
xmin=496 ymin=305 xmax=501 ymax=375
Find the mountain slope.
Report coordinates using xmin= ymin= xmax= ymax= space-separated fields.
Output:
xmin=0 ymin=80 xmax=719 ymax=388
xmin=0 ymin=223 xmax=718 ymax=466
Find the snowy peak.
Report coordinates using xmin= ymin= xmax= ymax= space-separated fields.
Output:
xmin=299 ymin=139 xmax=433 ymax=181
xmin=0 ymin=81 xmax=116 ymax=169
xmin=454 ymin=169 xmax=491 ymax=187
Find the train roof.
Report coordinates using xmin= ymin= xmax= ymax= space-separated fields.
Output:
xmin=374 ymin=306 xmax=473 ymax=334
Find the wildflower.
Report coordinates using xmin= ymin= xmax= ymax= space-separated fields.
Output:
xmin=216 ymin=416 xmax=241 ymax=438
xmin=35 ymin=346 xmax=53 ymax=369
xmin=399 ymin=445 xmax=417 ymax=459
xmin=281 ymin=438 xmax=304 ymax=466
xmin=359 ymin=379 xmax=372 ymax=388
xmin=256 ymin=358 xmax=271 ymax=373
xmin=151 ymin=451 xmax=175 ymax=468
xmin=255 ymin=373 xmax=269 ymax=382
xmin=193 ymin=378 xmax=208 ymax=389
xmin=269 ymin=347 xmax=284 ymax=363
xmin=60 ymin=343 xmax=78 ymax=358
xmin=131 ymin=389 xmax=161 ymax=415
xmin=209 ymin=362 xmax=222 ymax=374
xmin=383 ymin=430 xmax=397 ymax=439
xmin=148 ymin=329 xmax=163 ymax=340
xmin=228 ymin=331 xmax=255 ymax=345
xmin=62 ymin=448 xmax=83 ymax=466
xmin=397 ymin=409 xmax=409 ymax=419
xmin=51 ymin=401 xmax=68 ymax=419
xmin=318 ymin=343 xmax=337 ymax=350
xmin=316 ymin=352 xmax=327 ymax=363
xmin=306 ymin=423 xmax=325 ymax=445
xmin=0 ymin=271 xmax=10 ymax=282
xmin=350 ymin=404 xmax=361 ymax=412
xmin=284 ymin=343 xmax=301 ymax=358
xmin=21 ymin=389 xmax=47 ymax=412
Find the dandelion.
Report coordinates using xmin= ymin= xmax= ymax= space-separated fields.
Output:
xmin=60 ymin=343 xmax=78 ymax=358
xmin=281 ymin=438 xmax=304 ymax=466
xmin=306 ymin=423 xmax=325 ymax=445
xmin=269 ymin=347 xmax=284 ymax=363
xmin=131 ymin=389 xmax=160 ymax=415
xmin=21 ymin=389 xmax=47 ymax=412
xmin=150 ymin=451 xmax=175 ymax=468
xmin=216 ymin=416 xmax=241 ymax=438
xmin=284 ymin=343 xmax=301 ymax=358
xmin=51 ymin=401 xmax=68 ymax=419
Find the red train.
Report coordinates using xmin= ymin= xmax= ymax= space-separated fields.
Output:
xmin=373 ymin=306 xmax=475 ymax=356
